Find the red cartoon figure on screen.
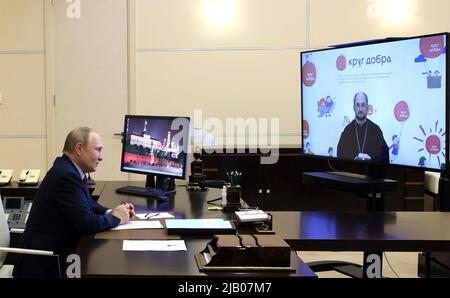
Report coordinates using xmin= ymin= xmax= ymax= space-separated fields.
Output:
xmin=414 ymin=121 xmax=446 ymax=169
xmin=391 ymin=100 xmax=410 ymax=163
xmin=302 ymin=54 xmax=316 ymax=87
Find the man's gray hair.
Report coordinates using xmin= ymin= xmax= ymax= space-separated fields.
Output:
xmin=63 ymin=126 xmax=95 ymax=153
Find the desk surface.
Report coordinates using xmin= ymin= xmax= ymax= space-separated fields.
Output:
xmin=75 ymin=181 xmax=316 ymax=277
xmin=97 ymin=181 xmax=225 ymax=220
xmin=77 ymin=236 xmax=313 ymax=277
xmin=271 ymin=211 xmax=450 ymax=252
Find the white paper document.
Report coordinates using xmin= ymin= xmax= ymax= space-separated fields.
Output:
xmin=135 ymin=212 xmax=174 ymax=220
xmin=111 ymin=220 xmax=163 ymax=230
xmin=122 ymin=240 xmax=187 ymax=251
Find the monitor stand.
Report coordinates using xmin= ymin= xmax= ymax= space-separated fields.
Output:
xmin=302 ymin=164 xmax=399 ymax=278
xmin=145 ymin=174 xmax=176 ymax=192
xmin=302 ymin=164 xmax=398 ymax=211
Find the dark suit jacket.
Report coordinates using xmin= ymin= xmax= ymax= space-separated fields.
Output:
xmin=13 ymin=155 xmax=120 ymax=277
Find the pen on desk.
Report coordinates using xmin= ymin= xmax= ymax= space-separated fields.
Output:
xmin=145 ymin=212 xmax=160 ymax=219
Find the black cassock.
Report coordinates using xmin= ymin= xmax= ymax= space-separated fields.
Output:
xmin=337 ymin=119 xmax=389 ymax=163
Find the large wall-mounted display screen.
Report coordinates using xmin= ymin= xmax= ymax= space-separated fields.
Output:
xmin=301 ymin=33 xmax=447 ymax=171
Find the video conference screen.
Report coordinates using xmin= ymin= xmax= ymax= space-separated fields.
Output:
xmin=301 ymin=33 xmax=447 ymax=171
xmin=120 ymin=115 xmax=190 ymax=179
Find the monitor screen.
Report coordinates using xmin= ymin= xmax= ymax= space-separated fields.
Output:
xmin=3 ymin=197 xmax=23 ymax=210
xmin=120 ymin=115 xmax=191 ymax=179
xmin=301 ymin=33 xmax=448 ymax=171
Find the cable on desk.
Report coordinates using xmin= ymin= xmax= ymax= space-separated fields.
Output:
xmin=383 ymin=252 xmax=400 ymax=278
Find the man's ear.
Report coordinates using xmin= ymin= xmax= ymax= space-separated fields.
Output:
xmin=74 ymin=142 xmax=83 ymax=155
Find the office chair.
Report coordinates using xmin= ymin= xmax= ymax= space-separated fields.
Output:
xmin=0 ymin=196 xmax=59 ymax=278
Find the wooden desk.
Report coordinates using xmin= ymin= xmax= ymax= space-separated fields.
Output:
xmin=271 ymin=211 xmax=450 ymax=251
xmin=75 ymin=183 xmax=450 ymax=278
xmin=75 ymin=181 xmax=316 ymax=278
xmin=270 ymin=211 xmax=450 ymax=277
xmin=94 ymin=181 xmax=225 ymax=220
xmin=76 ymin=236 xmax=313 ymax=277
xmin=89 ymin=181 xmax=106 ymax=200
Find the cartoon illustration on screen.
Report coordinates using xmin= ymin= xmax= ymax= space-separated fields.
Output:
xmin=304 ymin=142 xmax=314 ymax=155
xmin=328 ymin=147 xmax=334 ymax=157
xmin=302 ymin=54 xmax=316 ymax=87
xmin=414 ymin=121 xmax=446 ymax=169
xmin=389 ymin=135 xmax=400 ymax=162
xmin=302 ymin=120 xmax=314 ymax=155
xmin=391 ymin=100 xmax=410 ymax=163
xmin=342 ymin=116 xmax=351 ymax=128
xmin=317 ymin=96 xmax=335 ymax=118
xmin=418 ymin=156 xmax=427 ymax=167
xmin=415 ymin=35 xmax=446 ymax=89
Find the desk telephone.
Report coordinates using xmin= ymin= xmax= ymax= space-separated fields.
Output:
xmin=0 ymin=169 xmax=13 ymax=185
xmin=18 ymin=169 xmax=40 ymax=186
xmin=1 ymin=196 xmax=31 ymax=229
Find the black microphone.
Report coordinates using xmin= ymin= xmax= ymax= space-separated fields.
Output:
xmin=198 ymin=180 xmax=227 ymax=189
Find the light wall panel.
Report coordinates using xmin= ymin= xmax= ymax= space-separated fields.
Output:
xmin=135 ymin=0 xmax=308 ymax=147
xmin=136 ymin=0 xmax=307 ymax=48
xmin=137 ymin=50 xmax=301 ymax=145
xmin=0 ymin=0 xmax=46 ymax=175
xmin=0 ymin=139 xmax=46 ymax=177
xmin=0 ymin=0 xmax=45 ymax=51
xmin=0 ymin=55 xmax=46 ymax=135
xmin=310 ymin=0 xmax=450 ymax=48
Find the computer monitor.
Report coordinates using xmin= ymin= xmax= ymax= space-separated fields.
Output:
xmin=120 ymin=115 xmax=191 ymax=191
xmin=301 ymin=32 xmax=448 ymax=173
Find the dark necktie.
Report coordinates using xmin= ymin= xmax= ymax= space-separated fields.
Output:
xmin=82 ymin=176 xmax=91 ymax=198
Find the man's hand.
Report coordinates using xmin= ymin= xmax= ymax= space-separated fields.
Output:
xmin=122 ymin=202 xmax=136 ymax=219
xmin=355 ymin=153 xmax=372 ymax=160
xmin=111 ymin=204 xmax=130 ymax=224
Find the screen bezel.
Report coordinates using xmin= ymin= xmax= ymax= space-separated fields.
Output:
xmin=300 ymin=32 xmax=449 ymax=173
xmin=120 ymin=114 xmax=191 ymax=180
xmin=3 ymin=196 xmax=24 ymax=210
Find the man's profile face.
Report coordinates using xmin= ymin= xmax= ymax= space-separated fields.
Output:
xmin=353 ymin=93 xmax=368 ymax=122
xmin=78 ymin=132 xmax=103 ymax=173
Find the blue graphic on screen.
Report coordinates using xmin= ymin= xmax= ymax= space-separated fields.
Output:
xmin=301 ymin=34 xmax=447 ymax=170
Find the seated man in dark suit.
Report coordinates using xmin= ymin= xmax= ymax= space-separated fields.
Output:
xmin=13 ymin=127 xmax=134 ymax=278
